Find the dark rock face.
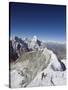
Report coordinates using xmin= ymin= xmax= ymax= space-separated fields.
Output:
xmin=51 ymin=59 xmax=66 ymax=71
xmin=37 ymin=40 xmax=41 ymax=46
xmin=58 ymin=59 xmax=66 ymax=71
xmin=14 ymin=36 xmax=29 ymax=52
xmin=9 ymin=36 xmax=31 ymax=62
xmin=60 ymin=62 xmax=66 ymax=71
xmin=9 ymin=40 xmax=18 ymax=62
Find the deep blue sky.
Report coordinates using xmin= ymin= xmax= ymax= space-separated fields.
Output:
xmin=10 ymin=2 xmax=66 ymax=42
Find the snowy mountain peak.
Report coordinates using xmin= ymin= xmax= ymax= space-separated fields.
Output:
xmin=32 ymin=35 xmax=38 ymax=42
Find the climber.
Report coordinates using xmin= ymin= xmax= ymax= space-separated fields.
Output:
xmin=41 ymin=72 xmax=47 ymax=80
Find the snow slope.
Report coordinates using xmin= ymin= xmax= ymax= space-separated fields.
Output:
xmin=10 ymin=48 xmax=66 ymax=88
xmin=27 ymin=61 xmax=66 ymax=87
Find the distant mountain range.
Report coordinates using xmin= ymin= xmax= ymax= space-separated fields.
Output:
xmin=10 ymin=36 xmax=45 ymax=62
xmin=10 ymin=36 xmax=66 ymax=62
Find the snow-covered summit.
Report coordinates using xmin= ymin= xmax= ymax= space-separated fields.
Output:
xmin=29 ymin=35 xmax=42 ymax=50
xmin=32 ymin=35 xmax=38 ymax=42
